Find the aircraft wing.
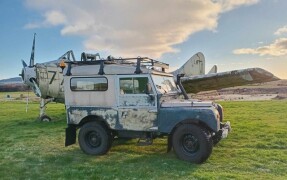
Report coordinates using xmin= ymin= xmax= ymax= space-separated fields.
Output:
xmin=181 ymin=68 xmax=280 ymax=93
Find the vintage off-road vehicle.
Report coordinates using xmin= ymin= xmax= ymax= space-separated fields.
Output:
xmin=64 ymin=54 xmax=231 ymax=163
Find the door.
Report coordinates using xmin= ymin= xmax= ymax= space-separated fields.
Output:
xmin=117 ymin=75 xmax=158 ymax=131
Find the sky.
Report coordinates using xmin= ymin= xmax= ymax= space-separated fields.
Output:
xmin=1 ymin=0 xmax=287 ymax=80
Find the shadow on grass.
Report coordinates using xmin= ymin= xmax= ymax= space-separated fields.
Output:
xmin=36 ymin=143 xmax=200 ymax=179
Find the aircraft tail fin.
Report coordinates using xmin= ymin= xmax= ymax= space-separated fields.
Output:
xmin=172 ymin=52 xmax=205 ymax=77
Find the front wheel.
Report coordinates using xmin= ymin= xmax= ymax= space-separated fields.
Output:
xmin=172 ymin=124 xmax=213 ymax=164
xmin=78 ymin=122 xmax=112 ymax=155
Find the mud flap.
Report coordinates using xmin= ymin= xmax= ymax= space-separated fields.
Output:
xmin=65 ymin=125 xmax=76 ymax=146
xmin=167 ymin=135 xmax=172 ymax=152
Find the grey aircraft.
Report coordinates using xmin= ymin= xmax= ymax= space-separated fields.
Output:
xmin=20 ymin=34 xmax=279 ymax=121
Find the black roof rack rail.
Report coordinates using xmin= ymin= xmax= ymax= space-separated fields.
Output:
xmin=58 ymin=50 xmax=76 ymax=62
xmin=65 ymin=52 xmax=169 ymax=74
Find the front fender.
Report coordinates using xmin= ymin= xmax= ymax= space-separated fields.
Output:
xmin=158 ymin=107 xmax=220 ymax=133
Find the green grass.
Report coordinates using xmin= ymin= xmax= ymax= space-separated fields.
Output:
xmin=0 ymin=100 xmax=287 ymax=179
xmin=0 ymin=91 xmax=39 ymax=102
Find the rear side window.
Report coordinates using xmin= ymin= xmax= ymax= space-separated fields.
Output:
xmin=71 ymin=77 xmax=108 ymax=91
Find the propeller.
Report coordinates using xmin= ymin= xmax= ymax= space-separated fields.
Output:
xmin=19 ymin=33 xmax=42 ymax=98
xmin=29 ymin=33 xmax=36 ymax=67
xmin=21 ymin=59 xmax=27 ymax=67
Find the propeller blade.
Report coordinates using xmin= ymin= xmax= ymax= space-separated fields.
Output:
xmin=21 ymin=59 xmax=27 ymax=67
xmin=31 ymin=78 xmax=42 ymax=97
xmin=20 ymin=60 xmax=27 ymax=80
xmin=29 ymin=33 xmax=36 ymax=67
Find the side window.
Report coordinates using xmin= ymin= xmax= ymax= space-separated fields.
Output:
xmin=71 ymin=77 xmax=108 ymax=91
xmin=119 ymin=77 xmax=151 ymax=94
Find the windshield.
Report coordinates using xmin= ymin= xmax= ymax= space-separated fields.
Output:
xmin=151 ymin=74 xmax=178 ymax=94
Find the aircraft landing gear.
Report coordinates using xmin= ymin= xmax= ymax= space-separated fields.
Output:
xmin=40 ymin=115 xmax=52 ymax=122
xmin=39 ymin=98 xmax=52 ymax=122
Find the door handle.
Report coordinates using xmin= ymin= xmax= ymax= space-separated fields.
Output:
xmin=148 ymin=109 xmax=158 ymax=113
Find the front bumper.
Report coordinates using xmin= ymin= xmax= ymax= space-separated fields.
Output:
xmin=221 ymin=121 xmax=231 ymax=139
xmin=212 ymin=121 xmax=231 ymax=145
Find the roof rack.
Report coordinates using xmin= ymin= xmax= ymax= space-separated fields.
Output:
xmin=66 ymin=52 xmax=169 ymax=75
xmin=58 ymin=50 xmax=76 ymax=62
xmin=81 ymin=52 xmax=101 ymax=61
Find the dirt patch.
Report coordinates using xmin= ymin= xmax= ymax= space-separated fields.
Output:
xmin=192 ymin=80 xmax=287 ymax=101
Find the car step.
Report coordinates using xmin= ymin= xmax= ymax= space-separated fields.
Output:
xmin=137 ymin=137 xmax=153 ymax=146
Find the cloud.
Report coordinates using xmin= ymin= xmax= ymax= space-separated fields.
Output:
xmin=45 ymin=10 xmax=67 ymax=26
xmin=233 ymin=38 xmax=287 ymax=56
xmin=24 ymin=10 xmax=67 ymax=29
xmin=24 ymin=0 xmax=260 ymax=58
xmin=274 ymin=25 xmax=287 ymax=36
xmin=214 ymin=0 xmax=259 ymax=12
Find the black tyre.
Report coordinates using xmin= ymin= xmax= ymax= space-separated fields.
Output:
xmin=212 ymin=131 xmax=222 ymax=146
xmin=172 ymin=124 xmax=213 ymax=164
xmin=40 ymin=115 xmax=51 ymax=122
xmin=78 ymin=122 xmax=112 ymax=155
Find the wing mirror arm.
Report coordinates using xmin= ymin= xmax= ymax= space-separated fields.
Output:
xmin=177 ymin=74 xmax=189 ymax=100
xmin=146 ymin=83 xmax=154 ymax=101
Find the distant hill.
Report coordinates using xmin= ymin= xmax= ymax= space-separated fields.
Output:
xmin=0 ymin=77 xmax=22 ymax=84
xmin=0 ymin=77 xmax=27 ymax=92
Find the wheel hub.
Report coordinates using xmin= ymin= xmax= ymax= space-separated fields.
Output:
xmin=87 ymin=131 xmax=101 ymax=147
xmin=182 ymin=134 xmax=199 ymax=154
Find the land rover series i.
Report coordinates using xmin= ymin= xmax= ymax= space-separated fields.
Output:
xmin=64 ymin=54 xmax=231 ymax=163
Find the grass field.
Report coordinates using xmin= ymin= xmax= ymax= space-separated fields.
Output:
xmin=0 ymin=97 xmax=287 ymax=179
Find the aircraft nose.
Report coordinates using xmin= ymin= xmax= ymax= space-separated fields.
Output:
xmin=21 ymin=66 xmax=35 ymax=85
xmin=19 ymin=63 xmax=42 ymax=97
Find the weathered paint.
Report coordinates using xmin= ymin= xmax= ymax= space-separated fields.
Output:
xmin=67 ymin=106 xmax=158 ymax=131
xmin=64 ymin=75 xmax=116 ymax=107
xmin=65 ymin=73 xmax=160 ymax=132
xmin=91 ymin=109 xmax=118 ymax=128
xmin=116 ymin=74 xmax=158 ymax=131
xmin=118 ymin=95 xmax=155 ymax=107
xmin=36 ymin=64 xmax=64 ymax=101
xmin=68 ymin=108 xmax=88 ymax=124
xmin=118 ymin=108 xmax=157 ymax=131
xmin=67 ymin=106 xmax=119 ymax=129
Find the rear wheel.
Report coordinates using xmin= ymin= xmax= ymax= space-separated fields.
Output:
xmin=78 ymin=122 xmax=112 ymax=155
xmin=172 ymin=124 xmax=213 ymax=164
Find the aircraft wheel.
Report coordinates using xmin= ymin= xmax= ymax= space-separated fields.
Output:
xmin=40 ymin=115 xmax=51 ymax=122
xmin=172 ymin=124 xmax=213 ymax=164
